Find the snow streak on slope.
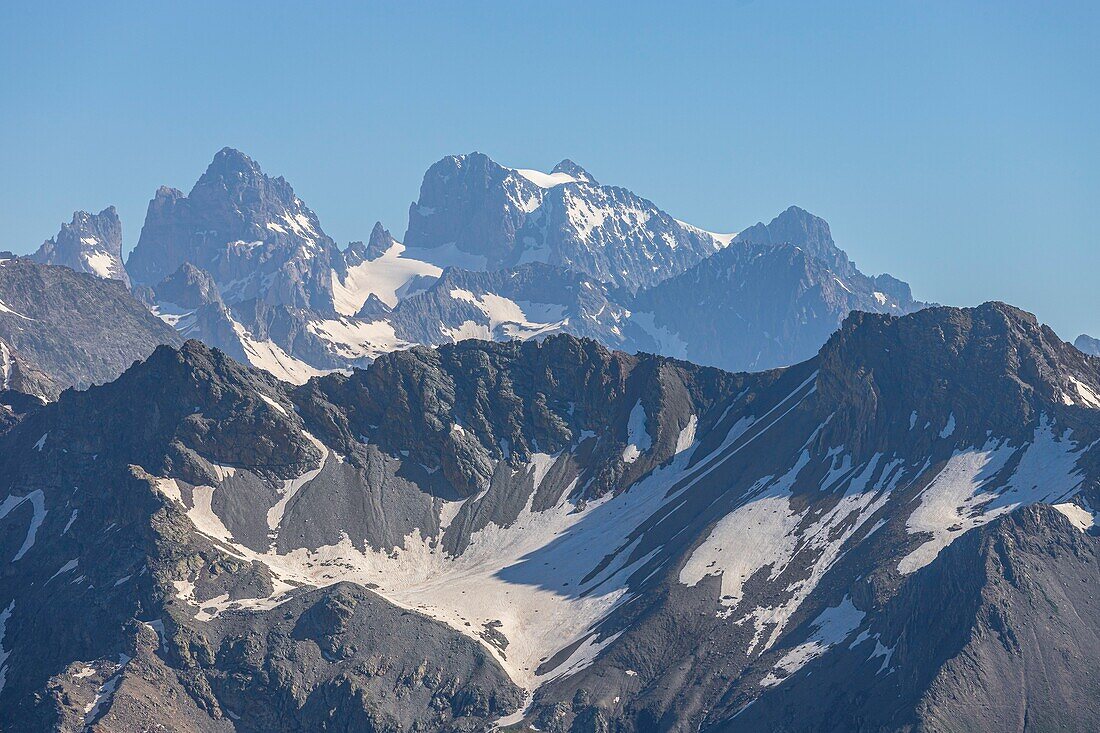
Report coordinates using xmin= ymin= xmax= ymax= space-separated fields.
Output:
xmin=331 ymin=241 xmax=442 ymax=314
xmin=898 ymin=415 xmax=1087 ymax=573
xmin=157 ymin=433 xmax=706 ymax=691
xmin=228 ymin=315 xmax=324 ymax=384
xmin=305 ymin=318 xmax=411 ymax=361
xmin=512 ymin=168 xmax=578 ymax=189
xmin=759 ymin=596 xmax=865 ymax=687
xmin=441 ymin=289 xmax=568 ymax=343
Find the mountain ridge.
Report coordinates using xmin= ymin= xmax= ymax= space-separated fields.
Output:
xmin=3 ymin=300 xmax=1099 ymax=731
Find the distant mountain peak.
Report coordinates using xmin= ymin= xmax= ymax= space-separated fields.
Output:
xmin=551 ymin=159 xmax=597 ymax=185
xmin=29 ymin=206 xmax=129 ymax=285
xmin=205 ymin=146 xmax=264 ymax=177
xmin=1075 ymin=333 xmax=1100 ymax=356
xmin=404 ymin=150 xmax=723 ymax=289
xmin=735 ymin=205 xmax=836 ymax=260
xmin=127 ymin=148 xmax=339 ymax=312
xmin=366 ymin=221 xmax=396 ymax=257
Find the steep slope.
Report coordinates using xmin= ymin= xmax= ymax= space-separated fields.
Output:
xmin=3 ymin=302 xmax=1100 ymax=731
xmin=403 ymin=153 xmax=730 ymax=290
xmin=0 ymin=258 xmax=181 ymax=398
xmin=629 ymin=206 xmax=926 ymax=372
xmin=126 ymin=150 xmax=929 ymax=389
xmin=30 ymin=207 xmax=130 ymax=285
xmin=724 ymin=505 xmax=1100 ymax=732
xmin=126 ymin=148 xmax=341 ymax=313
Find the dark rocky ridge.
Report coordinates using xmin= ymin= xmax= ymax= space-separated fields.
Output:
xmin=3 ymin=302 xmax=1100 ymax=731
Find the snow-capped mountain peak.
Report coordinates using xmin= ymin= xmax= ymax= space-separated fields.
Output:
xmin=30 ymin=207 xmax=128 ymax=285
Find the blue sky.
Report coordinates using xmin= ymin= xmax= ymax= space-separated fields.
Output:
xmin=2 ymin=2 xmax=1097 ymax=337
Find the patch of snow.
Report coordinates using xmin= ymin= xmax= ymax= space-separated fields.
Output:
xmin=675 ymin=415 xmax=698 ymax=455
xmin=266 ymin=432 xmax=328 ymax=531
xmin=159 ymin=442 xmax=705 ymax=692
xmin=899 ymin=416 xmax=1086 ymax=573
xmin=621 ymin=401 xmax=653 ymax=463
xmin=1053 ymin=501 xmax=1099 ymax=531
xmin=0 ymin=601 xmax=13 ymax=694
xmin=512 ymin=168 xmax=578 ymax=189
xmin=0 ymin=340 xmax=14 ymax=390
xmin=331 ymin=241 xmax=442 ymax=314
xmin=630 ymin=311 xmax=688 ymax=359
xmin=1069 ymin=376 xmax=1100 ymax=409
xmin=306 ymin=317 xmax=411 ymax=361
xmin=442 ymin=289 xmax=568 ymax=343
xmin=674 ymin=219 xmax=737 ymax=248
xmin=62 ymin=509 xmax=78 ymax=535
xmin=81 ymin=251 xmax=117 ymax=279
xmin=760 ymin=597 xmax=865 ymax=686
xmin=0 ymin=490 xmax=47 ymax=561
xmin=228 ymin=313 xmax=325 ymax=384
xmin=0 ymin=300 xmax=34 ymax=320
xmin=939 ymin=413 xmax=956 ymax=438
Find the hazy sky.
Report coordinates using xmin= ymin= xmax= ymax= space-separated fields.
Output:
xmin=2 ymin=2 xmax=1097 ymax=338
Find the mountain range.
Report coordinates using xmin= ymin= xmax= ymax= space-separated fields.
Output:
xmin=3 ymin=148 xmax=1100 ymax=732
xmin=2 ymin=302 xmax=1100 ymax=731
xmin=9 ymin=147 xmax=925 ymax=387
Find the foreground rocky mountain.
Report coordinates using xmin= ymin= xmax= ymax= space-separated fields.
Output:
xmin=0 ymin=257 xmax=181 ymax=399
xmin=128 ymin=149 xmax=923 ymax=380
xmin=2 ymin=301 xmax=1099 ymax=731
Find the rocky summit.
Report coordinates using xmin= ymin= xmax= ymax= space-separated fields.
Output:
xmin=117 ymin=149 xmax=925 ymax=382
xmin=3 ymin=301 xmax=1100 ymax=732
xmin=30 ymin=207 xmax=130 ymax=286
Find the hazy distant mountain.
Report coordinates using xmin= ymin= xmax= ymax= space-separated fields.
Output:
xmin=4 ymin=303 xmax=1100 ymax=731
xmin=30 ymin=207 xmax=129 ymax=285
xmin=1075 ymin=333 xmax=1100 ymax=356
xmin=629 ymin=206 xmax=927 ymax=371
xmin=124 ymin=149 xmax=925 ymax=384
xmin=403 ymin=152 xmax=732 ymax=290
xmin=0 ymin=257 xmax=180 ymax=399
xmin=126 ymin=148 xmax=341 ymax=313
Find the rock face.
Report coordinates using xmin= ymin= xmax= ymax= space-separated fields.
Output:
xmin=30 ymin=207 xmax=129 ymax=285
xmin=1075 ymin=333 xmax=1100 ymax=356
xmin=3 ymin=302 xmax=1100 ymax=731
xmin=630 ymin=206 xmax=926 ymax=371
xmin=128 ymin=150 xmax=926 ymax=383
xmin=126 ymin=148 xmax=340 ymax=313
xmin=403 ymin=152 xmax=727 ymax=290
xmin=0 ymin=258 xmax=181 ymax=398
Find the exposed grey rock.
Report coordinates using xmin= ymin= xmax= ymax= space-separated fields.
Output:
xmin=403 ymin=152 xmax=724 ymax=290
xmin=4 ymin=302 xmax=1100 ymax=732
xmin=629 ymin=207 xmax=927 ymax=372
xmin=154 ymin=263 xmax=224 ymax=310
xmin=30 ymin=207 xmax=130 ymax=286
xmin=126 ymin=148 xmax=340 ymax=313
xmin=0 ymin=258 xmax=180 ymax=398
xmin=724 ymin=505 xmax=1100 ymax=732
xmin=1075 ymin=333 xmax=1100 ymax=356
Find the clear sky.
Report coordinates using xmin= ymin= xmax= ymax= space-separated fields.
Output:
xmin=2 ymin=2 xmax=1097 ymax=338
